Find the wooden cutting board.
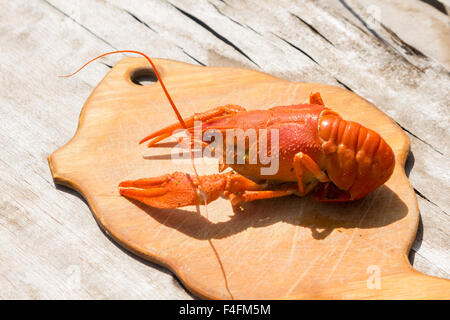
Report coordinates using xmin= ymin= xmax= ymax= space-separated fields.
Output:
xmin=49 ymin=57 xmax=450 ymax=299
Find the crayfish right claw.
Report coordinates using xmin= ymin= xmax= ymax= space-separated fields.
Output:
xmin=119 ymin=172 xmax=201 ymax=209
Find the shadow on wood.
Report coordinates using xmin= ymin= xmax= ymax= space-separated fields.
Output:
xmin=125 ymin=185 xmax=407 ymax=241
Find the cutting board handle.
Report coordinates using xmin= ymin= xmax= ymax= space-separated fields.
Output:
xmin=378 ymin=262 xmax=450 ymax=299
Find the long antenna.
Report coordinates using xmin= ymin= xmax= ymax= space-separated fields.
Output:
xmin=61 ymin=50 xmax=208 ymax=204
xmin=59 ymin=50 xmax=186 ymax=129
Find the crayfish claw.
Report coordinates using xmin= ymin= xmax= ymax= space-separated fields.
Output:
xmin=119 ymin=172 xmax=201 ymax=209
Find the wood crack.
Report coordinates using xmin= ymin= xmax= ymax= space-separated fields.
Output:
xmin=335 ymin=78 xmax=354 ymax=92
xmin=170 ymin=3 xmax=260 ymax=68
xmin=291 ymin=13 xmax=335 ymax=47
xmin=396 ymin=121 xmax=444 ymax=155
xmin=380 ymin=24 xmax=426 ymax=57
xmin=409 ymin=247 xmax=449 ymax=276
xmin=180 ymin=49 xmax=206 ymax=66
xmin=338 ymin=0 xmax=424 ymax=72
xmin=414 ymin=188 xmax=449 ymax=217
xmin=101 ymin=62 xmax=112 ymax=69
xmin=208 ymin=1 xmax=242 ymax=27
xmin=339 ymin=14 xmax=370 ymax=36
xmin=420 ymin=0 xmax=448 ymax=15
xmin=275 ymin=35 xmax=320 ymax=65
xmin=124 ymin=9 xmax=156 ymax=32
xmin=208 ymin=1 xmax=262 ymax=36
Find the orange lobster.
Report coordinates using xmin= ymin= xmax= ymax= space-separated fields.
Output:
xmin=66 ymin=51 xmax=395 ymax=209
xmin=119 ymin=90 xmax=395 ymax=208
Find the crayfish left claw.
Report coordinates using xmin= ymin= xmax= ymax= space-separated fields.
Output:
xmin=119 ymin=172 xmax=202 ymax=209
xmin=119 ymin=172 xmax=231 ymax=209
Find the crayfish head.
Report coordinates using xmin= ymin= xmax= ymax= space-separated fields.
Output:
xmin=314 ymin=112 xmax=395 ymax=202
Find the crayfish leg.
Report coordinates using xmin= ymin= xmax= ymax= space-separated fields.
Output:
xmin=119 ymin=171 xmax=300 ymax=209
xmin=229 ymin=189 xmax=297 ymax=207
xmin=293 ymin=152 xmax=329 ymax=195
xmin=309 ymin=92 xmax=324 ymax=105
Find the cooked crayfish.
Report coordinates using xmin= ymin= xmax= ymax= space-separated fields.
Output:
xmin=64 ymin=50 xmax=395 ymax=209
xmin=118 ymin=76 xmax=395 ymax=207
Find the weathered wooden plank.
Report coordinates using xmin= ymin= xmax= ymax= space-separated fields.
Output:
xmin=358 ymin=0 xmax=450 ymax=70
xmin=422 ymin=0 xmax=449 ymax=15
xmin=411 ymin=196 xmax=450 ymax=275
xmin=329 ymin=0 xmax=450 ymax=70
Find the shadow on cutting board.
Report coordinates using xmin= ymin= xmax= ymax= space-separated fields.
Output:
xmin=125 ymin=184 xmax=408 ymax=241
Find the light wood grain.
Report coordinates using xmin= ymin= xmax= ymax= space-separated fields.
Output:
xmin=49 ymin=58 xmax=450 ymax=299
xmin=1 ymin=0 xmax=449 ymax=299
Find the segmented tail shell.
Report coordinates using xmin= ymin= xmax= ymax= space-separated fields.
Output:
xmin=318 ymin=111 xmax=395 ymax=200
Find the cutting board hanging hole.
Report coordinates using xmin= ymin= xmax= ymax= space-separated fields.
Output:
xmin=130 ymin=67 xmax=158 ymax=86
